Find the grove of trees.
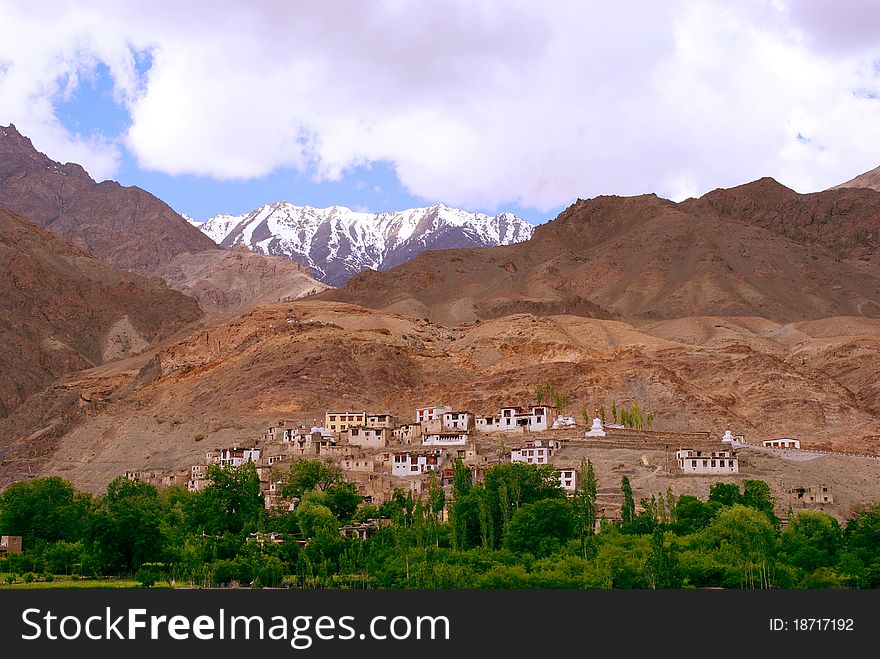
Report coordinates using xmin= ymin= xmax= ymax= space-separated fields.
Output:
xmin=1 ymin=461 xmax=878 ymax=589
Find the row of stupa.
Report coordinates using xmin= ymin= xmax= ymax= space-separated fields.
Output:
xmin=585 ymin=415 xmax=740 ymax=444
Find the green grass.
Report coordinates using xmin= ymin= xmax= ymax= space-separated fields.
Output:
xmin=0 ymin=576 xmax=169 ymax=589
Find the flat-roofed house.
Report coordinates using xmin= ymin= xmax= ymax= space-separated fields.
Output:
xmin=346 ymin=426 xmax=390 ymax=448
xmin=391 ymin=450 xmax=443 ymax=477
xmin=423 ymin=431 xmax=469 ymax=446
xmin=416 ymin=405 xmax=452 ymax=423
xmin=510 ymin=439 xmax=561 ymax=465
xmin=676 ymin=448 xmax=739 ymax=474
xmin=325 ymin=411 xmax=367 ymax=433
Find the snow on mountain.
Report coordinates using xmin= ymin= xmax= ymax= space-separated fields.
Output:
xmin=198 ymin=203 xmax=534 ymax=285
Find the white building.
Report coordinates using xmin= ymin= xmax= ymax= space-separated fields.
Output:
xmin=676 ymin=449 xmax=739 ymax=474
xmin=499 ymin=405 xmax=557 ymax=432
xmin=216 ymin=447 xmax=261 ymax=468
xmin=510 ymin=439 xmax=562 ymax=465
xmin=423 ymin=431 xmax=469 ymax=446
xmin=391 ymin=450 xmax=443 ymax=477
xmin=416 ymin=405 xmax=452 ymax=423
xmin=347 ymin=426 xmax=390 ymax=448
xmin=442 ymin=411 xmax=473 ymax=431
xmin=475 ymin=416 xmax=499 ymax=431
xmin=556 ymin=467 xmax=578 ymax=492
xmin=763 ymin=438 xmax=800 ymax=449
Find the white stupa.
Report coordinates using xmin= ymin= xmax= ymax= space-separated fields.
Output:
xmin=552 ymin=415 xmax=577 ymax=429
xmin=721 ymin=429 xmax=736 ymax=443
xmin=585 ymin=413 xmax=606 ymax=437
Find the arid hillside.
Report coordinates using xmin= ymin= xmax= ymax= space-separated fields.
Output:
xmin=1 ymin=300 xmax=877 ymax=492
xmin=833 ymin=164 xmax=880 ymax=193
xmin=0 ymin=208 xmax=202 ymax=418
xmin=321 ymin=179 xmax=880 ymax=326
xmin=0 ymin=124 xmax=218 ymax=275
xmin=154 ymin=247 xmax=330 ymax=315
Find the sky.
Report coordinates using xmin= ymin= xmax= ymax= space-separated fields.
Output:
xmin=2 ymin=1 xmax=880 ymax=225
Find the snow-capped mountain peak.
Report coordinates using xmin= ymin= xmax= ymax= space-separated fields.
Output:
xmin=197 ymin=203 xmax=534 ymax=285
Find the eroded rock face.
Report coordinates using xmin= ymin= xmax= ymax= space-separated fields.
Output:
xmin=0 ymin=208 xmax=202 ymax=418
xmin=0 ymin=124 xmax=218 ymax=275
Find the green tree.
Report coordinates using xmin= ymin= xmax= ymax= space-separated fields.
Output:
xmin=199 ymin=463 xmax=263 ymax=535
xmin=741 ymin=480 xmax=779 ymax=526
xmin=708 ymin=482 xmax=741 ymax=508
xmin=86 ymin=477 xmax=165 ymax=574
xmin=580 ymin=405 xmax=591 ymax=426
xmin=296 ymin=496 xmax=339 ymax=538
xmin=706 ymin=505 xmax=778 ymax=588
xmin=503 ymin=499 xmax=575 ymax=557
xmin=323 ymin=482 xmax=362 ymax=523
xmin=642 ymin=529 xmax=681 ymax=588
xmin=573 ymin=459 xmax=597 ymax=557
xmin=0 ymin=477 xmax=92 ymax=549
xmin=672 ymin=495 xmax=715 ymax=534
xmin=281 ymin=459 xmax=344 ymax=498
xmin=620 ymin=476 xmax=635 ymax=527
xmin=611 ymin=400 xmax=618 ymax=424
xmin=780 ymin=510 xmax=841 ymax=574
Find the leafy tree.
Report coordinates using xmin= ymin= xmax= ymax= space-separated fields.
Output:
xmin=741 ymin=480 xmax=779 ymax=526
xmin=840 ymin=503 xmax=880 ymax=587
xmin=611 ymin=400 xmax=618 ymax=424
xmin=580 ymin=405 xmax=591 ymax=426
xmin=780 ymin=510 xmax=841 ymax=574
xmin=323 ymin=482 xmax=362 ymax=523
xmin=705 ymin=505 xmax=777 ymax=588
xmin=296 ymin=496 xmax=339 ymax=538
xmin=708 ymin=482 xmax=741 ymax=508
xmin=573 ymin=459 xmax=597 ymax=557
xmin=672 ymin=495 xmax=715 ymax=534
xmin=642 ymin=529 xmax=681 ymax=588
xmin=281 ymin=459 xmax=343 ymax=498
xmin=199 ymin=463 xmax=263 ymax=535
xmin=503 ymin=499 xmax=575 ymax=557
xmin=620 ymin=476 xmax=635 ymax=527
xmin=86 ymin=477 xmax=165 ymax=574
xmin=0 ymin=477 xmax=92 ymax=549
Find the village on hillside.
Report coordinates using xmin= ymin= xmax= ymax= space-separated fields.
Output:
xmin=117 ymin=399 xmax=877 ymax=533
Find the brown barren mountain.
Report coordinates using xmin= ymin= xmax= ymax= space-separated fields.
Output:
xmin=1 ymin=300 xmax=878 ymax=493
xmin=832 ymin=164 xmax=880 ymax=193
xmin=154 ymin=247 xmax=330 ymax=315
xmin=0 ymin=124 xmax=331 ymax=315
xmin=0 ymin=124 xmax=218 ymax=275
xmin=321 ymin=179 xmax=880 ymax=326
xmin=0 ymin=208 xmax=202 ymax=418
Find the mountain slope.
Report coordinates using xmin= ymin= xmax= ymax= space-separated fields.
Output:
xmin=0 ymin=124 xmax=218 ymax=274
xmin=197 ymin=202 xmax=533 ymax=285
xmin=832 ymin=164 xmax=880 ymax=193
xmin=0 ymin=208 xmax=202 ymax=418
xmin=320 ymin=179 xmax=880 ymax=326
xmin=1 ymin=301 xmax=878 ymax=492
xmin=154 ymin=248 xmax=330 ymax=315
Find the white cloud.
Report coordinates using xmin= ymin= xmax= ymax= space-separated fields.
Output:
xmin=2 ymin=0 xmax=880 ymax=207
